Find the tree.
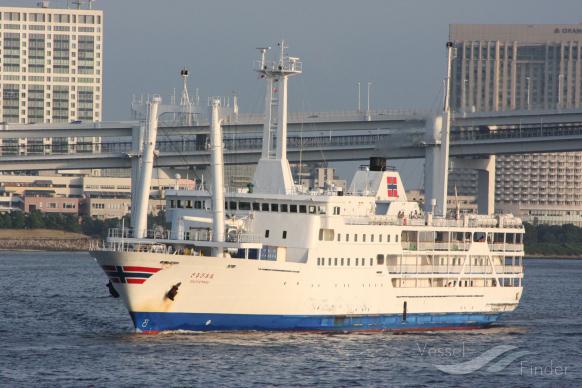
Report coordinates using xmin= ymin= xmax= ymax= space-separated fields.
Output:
xmin=0 ymin=213 xmax=12 ymax=229
xmin=27 ymin=210 xmax=46 ymax=229
xmin=62 ymin=214 xmax=81 ymax=232
xmin=11 ymin=211 xmax=25 ymax=228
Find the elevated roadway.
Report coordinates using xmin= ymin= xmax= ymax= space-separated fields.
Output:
xmin=2 ymin=108 xmax=582 ymax=170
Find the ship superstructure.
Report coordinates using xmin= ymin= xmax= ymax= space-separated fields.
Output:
xmin=91 ymin=43 xmax=524 ymax=333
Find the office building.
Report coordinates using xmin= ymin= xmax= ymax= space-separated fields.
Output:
xmin=0 ymin=2 xmax=103 ymax=124
xmin=449 ymin=24 xmax=582 ymax=224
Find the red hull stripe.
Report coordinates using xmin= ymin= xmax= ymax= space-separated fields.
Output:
xmin=123 ymin=266 xmax=161 ymax=273
xmin=126 ymin=278 xmax=146 ymax=284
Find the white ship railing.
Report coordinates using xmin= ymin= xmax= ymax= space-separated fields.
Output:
xmin=489 ymin=243 xmax=523 ymax=252
xmin=106 ymin=227 xmax=261 ymax=245
xmin=227 ymin=233 xmax=262 ymax=243
xmin=387 ymin=264 xmax=523 ymax=276
xmin=345 ymin=215 xmax=523 ymax=229
xmin=401 ymin=240 xmax=523 ymax=253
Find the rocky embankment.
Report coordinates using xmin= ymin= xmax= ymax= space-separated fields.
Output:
xmin=0 ymin=229 xmax=97 ymax=251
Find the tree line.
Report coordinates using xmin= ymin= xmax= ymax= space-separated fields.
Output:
xmin=524 ymin=222 xmax=582 ymax=256
xmin=0 ymin=210 xmax=166 ymax=238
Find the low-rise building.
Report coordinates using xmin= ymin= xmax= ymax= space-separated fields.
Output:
xmin=24 ymin=196 xmax=79 ymax=214
xmin=0 ymin=192 xmax=22 ymax=213
xmin=0 ymin=174 xmax=195 ymax=219
xmin=406 ymin=190 xmax=478 ymax=215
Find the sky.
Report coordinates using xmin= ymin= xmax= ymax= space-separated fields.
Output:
xmin=4 ymin=0 xmax=582 ymax=186
xmin=6 ymin=0 xmax=580 ymax=120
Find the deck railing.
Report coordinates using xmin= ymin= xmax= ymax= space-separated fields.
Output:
xmin=387 ymin=263 xmax=523 ymax=276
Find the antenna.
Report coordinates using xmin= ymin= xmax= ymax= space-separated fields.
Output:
xmin=180 ymin=67 xmax=192 ymax=126
xmin=256 ymin=47 xmax=271 ymax=69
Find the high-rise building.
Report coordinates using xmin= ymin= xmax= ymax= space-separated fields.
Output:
xmin=449 ymin=24 xmax=582 ymax=112
xmin=0 ymin=2 xmax=102 ymax=124
xmin=448 ymin=24 xmax=582 ymax=224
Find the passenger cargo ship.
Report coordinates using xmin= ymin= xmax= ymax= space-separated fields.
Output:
xmin=91 ymin=43 xmax=524 ymax=333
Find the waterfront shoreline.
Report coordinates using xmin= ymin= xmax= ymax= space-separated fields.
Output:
xmin=0 ymin=229 xmax=96 ymax=251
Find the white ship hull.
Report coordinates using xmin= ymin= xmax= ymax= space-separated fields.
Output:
xmin=93 ymin=250 xmax=521 ymax=333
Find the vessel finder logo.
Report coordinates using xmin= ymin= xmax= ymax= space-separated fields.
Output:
xmin=430 ymin=344 xmax=530 ymax=375
xmin=387 ymin=176 xmax=398 ymax=197
xmin=101 ymin=265 xmax=161 ymax=284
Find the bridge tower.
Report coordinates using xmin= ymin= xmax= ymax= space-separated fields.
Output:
xmin=252 ymin=42 xmax=302 ymax=194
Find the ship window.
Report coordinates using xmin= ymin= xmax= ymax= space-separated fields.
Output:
xmin=328 ymin=258 xmax=331 ymax=265
xmin=319 ymin=228 xmax=334 ymax=241
xmin=377 ymin=254 xmax=385 ymax=265
xmin=395 ymin=235 xmax=399 ymax=242
xmin=387 ymin=234 xmax=390 ymax=242
xmin=317 ymin=257 xmax=320 ymax=265
xmin=271 ymin=203 xmax=279 ymax=212
xmin=334 ymin=258 xmax=338 ymax=266
xmin=282 ymin=231 xmax=287 ymax=239
xmin=239 ymin=202 xmax=251 ymax=210
xmin=290 ymin=204 xmax=298 ymax=213
xmin=299 ymin=205 xmax=307 ymax=213
xmin=186 ymin=200 xmax=192 ymax=208
xmin=347 ymin=258 xmax=351 ymax=266
xmin=341 ymin=258 xmax=344 ymax=266
xmin=194 ymin=201 xmax=202 ymax=209
xmin=170 ymin=200 xmax=175 ymax=208
xmin=346 ymin=234 xmax=350 ymax=242
xmin=318 ymin=206 xmax=326 ymax=214
xmin=371 ymin=234 xmax=374 ymax=242
xmin=379 ymin=235 xmax=382 ymax=242
xmin=281 ymin=204 xmax=288 ymax=212
xmin=363 ymin=234 xmax=366 ymax=242
xmin=230 ymin=201 xmax=237 ymax=210
xmin=337 ymin=233 xmax=341 ymax=242
xmin=333 ymin=206 xmax=341 ymax=215
xmin=261 ymin=203 xmax=269 ymax=211
xmin=252 ymin=202 xmax=260 ymax=211
xmin=356 ymin=258 xmax=359 ymax=266
xmin=370 ymin=258 xmax=373 ymax=266
xmin=473 ymin=232 xmax=486 ymax=242
xmin=354 ymin=234 xmax=358 ymax=242
xmin=265 ymin=230 xmax=270 ymax=238
xmin=177 ymin=200 xmax=183 ymax=208
xmin=309 ymin=205 xmax=316 ymax=214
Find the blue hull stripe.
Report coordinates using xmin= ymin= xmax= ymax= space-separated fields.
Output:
xmin=130 ymin=312 xmax=501 ymax=332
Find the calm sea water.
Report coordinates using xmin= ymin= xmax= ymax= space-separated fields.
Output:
xmin=0 ymin=251 xmax=581 ymax=387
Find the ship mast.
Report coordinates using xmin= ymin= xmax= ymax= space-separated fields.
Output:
xmin=252 ymin=41 xmax=302 ymax=194
xmin=133 ymin=96 xmax=161 ymax=239
xmin=209 ymin=98 xmax=225 ymax=257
